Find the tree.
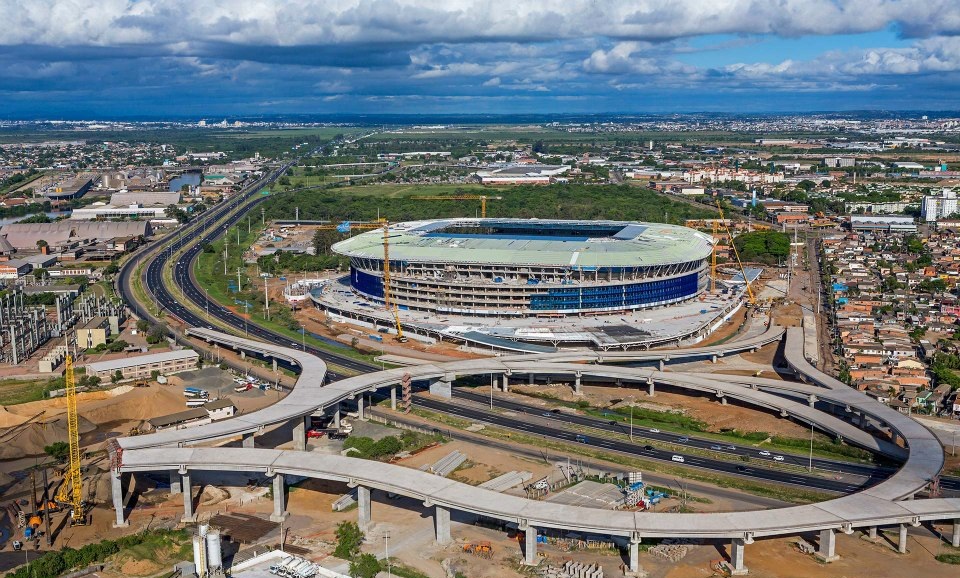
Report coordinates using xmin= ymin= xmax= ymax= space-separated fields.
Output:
xmin=103 ymin=262 xmax=119 ymax=276
xmin=348 ymin=554 xmax=381 ymax=578
xmin=136 ymin=319 xmax=150 ymax=333
xmin=44 ymin=441 xmax=70 ymax=462
xmin=111 ymin=370 xmax=123 ymax=384
xmin=36 ymin=239 xmax=49 ymax=252
xmin=334 ymin=521 xmax=364 ymax=560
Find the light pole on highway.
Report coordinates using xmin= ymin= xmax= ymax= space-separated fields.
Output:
xmin=628 ymin=398 xmax=634 ymax=442
xmin=808 ymin=422 xmax=814 ymax=472
xmin=204 ymin=288 xmax=209 ymax=321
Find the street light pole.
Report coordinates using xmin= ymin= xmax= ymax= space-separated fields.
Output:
xmin=808 ymin=422 xmax=814 ymax=472
xmin=629 ymin=400 xmax=634 ymax=442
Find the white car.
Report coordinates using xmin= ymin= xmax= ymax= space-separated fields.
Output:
xmin=759 ymin=450 xmax=772 ymax=456
xmin=671 ymin=455 xmax=685 ymax=463
xmin=773 ymin=455 xmax=785 ymax=462
xmin=649 ymin=428 xmax=661 ymax=433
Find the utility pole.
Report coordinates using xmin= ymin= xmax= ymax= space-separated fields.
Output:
xmin=261 ymin=207 xmax=265 ymax=226
xmin=223 ymin=246 xmax=228 ymax=275
xmin=264 ymin=278 xmax=270 ymax=320
xmin=237 ymin=267 xmax=242 ymax=293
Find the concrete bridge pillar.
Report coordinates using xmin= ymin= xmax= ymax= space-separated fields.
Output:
xmin=574 ymin=372 xmax=582 ymax=396
xmin=816 ymin=528 xmax=838 ymax=562
xmin=647 ymin=378 xmax=655 ymax=397
xmin=429 ymin=375 xmax=453 ymax=399
xmin=528 ymin=373 xmax=535 ymax=385
xmin=434 ymin=505 xmax=451 ymax=545
xmin=711 ymin=354 xmax=717 ymax=363
xmin=391 ymin=386 xmax=397 ymax=411
xmin=729 ymin=538 xmax=748 ymax=575
xmin=898 ymin=524 xmax=909 ymax=554
xmin=951 ymin=520 xmax=960 ymax=548
xmin=358 ymin=394 xmax=365 ymax=420
xmin=272 ymin=358 xmax=278 ymax=372
xmin=628 ymin=536 xmax=641 ymax=573
xmin=181 ymin=471 xmax=196 ymax=522
xmin=242 ymin=432 xmax=255 ymax=448
xmin=293 ymin=416 xmax=306 ymax=451
xmin=332 ymin=403 xmax=341 ymax=429
xmin=522 ymin=524 xmax=537 ymax=566
xmin=501 ymin=373 xmax=510 ymax=393
xmin=111 ymin=471 xmax=128 ymax=527
xmin=658 ymin=360 xmax=665 ymax=371
xmin=357 ymin=485 xmax=371 ymax=529
xmin=240 ymin=351 xmax=246 ymax=360
xmin=270 ymin=473 xmax=288 ymax=522
xmin=169 ymin=470 xmax=182 ymax=495
xmin=867 ymin=526 xmax=878 ymax=541
xmin=808 ymin=395 xmax=818 ymax=408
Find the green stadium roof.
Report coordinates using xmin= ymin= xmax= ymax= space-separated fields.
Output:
xmin=331 ymin=218 xmax=714 ymax=268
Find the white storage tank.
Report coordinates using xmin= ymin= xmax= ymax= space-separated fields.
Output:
xmin=205 ymin=530 xmax=223 ymax=571
xmin=192 ymin=535 xmax=205 ymax=577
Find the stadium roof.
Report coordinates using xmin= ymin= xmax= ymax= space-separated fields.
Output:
xmin=332 ymin=218 xmax=714 ymax=268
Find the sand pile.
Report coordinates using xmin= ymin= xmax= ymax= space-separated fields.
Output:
xmin=76 ymin=385 xmax=186 ymax=425
xmin=0 ymin=414 xmax=97 ymax=460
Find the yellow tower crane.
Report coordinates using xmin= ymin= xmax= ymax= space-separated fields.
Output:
xmin=55 ymin=355 xmax=85 ymax=525
xmin=715 ymin=200 xmax=756 ymax=306
xmin=410 ymin=195 xmax=502 ymax=218
xmin=381 ymin=222 xmax=407 ymax=343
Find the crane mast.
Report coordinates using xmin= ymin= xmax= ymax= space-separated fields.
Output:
xmin=382 ymin=224 xmax=407 ymax=342
xmin=55 ymin=355 xmax=85 ymax=524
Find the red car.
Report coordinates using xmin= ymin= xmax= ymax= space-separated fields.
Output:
xmin=306 ymin=429 xmax=326 ymax=439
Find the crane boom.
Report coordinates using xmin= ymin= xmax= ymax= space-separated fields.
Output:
xmin=715 ymin=201 xmax=756 ymax=305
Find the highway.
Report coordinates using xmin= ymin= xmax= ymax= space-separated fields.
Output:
xmin=116 ymin=146 xmax=959 ymax=495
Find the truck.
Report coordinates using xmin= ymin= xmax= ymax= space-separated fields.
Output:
xmin=183 ymin=387 xmax=209 ymax=398
xmin=234 ymin=383 xmax=253 ymax=393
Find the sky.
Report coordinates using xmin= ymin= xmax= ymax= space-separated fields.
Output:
xmin=3 ymin=0 xmax=960 ymax=118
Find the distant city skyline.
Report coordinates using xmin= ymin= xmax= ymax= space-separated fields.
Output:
xmin=3 ymin=0 xmax=960 ymax=118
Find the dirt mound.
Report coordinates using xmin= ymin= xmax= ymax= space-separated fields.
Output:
xmin=77 ymin=385 xmax=187 ymax=425
xmin=0 ymin=406 xmax=32 ymax=428
xmin=0 ymin=414 xmax=97 ymax=460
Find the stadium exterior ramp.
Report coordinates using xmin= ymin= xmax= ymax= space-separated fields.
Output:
xmin=109 ymin=326 xmax=960 ymax=574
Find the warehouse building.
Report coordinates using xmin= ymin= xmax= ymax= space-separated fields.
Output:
xmin=0 ymin=221 xmax=151 ymax=252
xmin=86 ymin=349 xmax=199 ymax=381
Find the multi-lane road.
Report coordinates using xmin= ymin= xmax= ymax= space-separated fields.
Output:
xmin=118 ymin=152 xmax=959 ymax=496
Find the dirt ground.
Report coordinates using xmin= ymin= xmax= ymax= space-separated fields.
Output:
xmin=506 ymin=382 xmax=812 ymax=439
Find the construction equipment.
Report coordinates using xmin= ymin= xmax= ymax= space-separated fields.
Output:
xmin=715 ymin=201 xmax=756 ymax=306
xmin=381 ymin=223 xmax=407 ymax=343
xmin=54 ymin=355 xmax=85 ymax=525
xmin=462 ymin=541 xmax=493 ymax=558
xmin=411 ymin=195 xmax=502 ymax=218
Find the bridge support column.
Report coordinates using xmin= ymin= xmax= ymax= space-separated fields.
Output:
xmin=647 ymin=379 xmax=655 ymax=397
xmin=169 ymin=470 xmax=182 ymax=495
xmin=270 ymin=473 xmax=288 ymax=522
xmin=242 ymin=432 xmax=255 ymax=448
xmin=181 ymin=471 xmax=196 ymax=523
xmin=729 ymin=538 xmax=748 ymax=575
xmin=573 ymin=372 xmax=582 ymax=396
xmin=111 ymin=471 xmax=128 ymax=528
xmin=522 ymin=524 xmax=537 ymax=566
xmin=434 ymin=505 xmax=451 ymax=545
xmin=808 ymin=395 xmax=818 ymax=408
xmin=951 ymin=520 xmax=960 ymax=548
xmin=719 ymin=395 xmax=728 ymax=406
xmin=712 ymin=354 xmax=717 ymax=363
xmin=816 ymin=529 xmax=839 ymax=562
xmin=357 ymin=395 xmax=365 ymax=420
xmin=898 ymin=524 xmax=908 ymax=554
xmin=332 ymin=404 xmax=341 ymax=429
xmin=391 ymin=386 xmax=397 ymax=411
xmin=867 ymin=526 xmax=878 ymax=541
xmin=293 ymin=416 xmax=306 ymax=451
xmin=357 ymin=485 xmax=371 ymax=529
xmin=429 ymin=375 xmax=453 ymax=399
xmin=528 ymin=373 xmax=535 ymax=385
xmin=659 ymin=360 xmax=664 ymax=371
xmin=272 ymin=358 xmax=278 ymax=372
xmin=628 ymin=537 xmax=641 ymax=574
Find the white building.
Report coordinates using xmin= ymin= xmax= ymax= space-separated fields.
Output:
xmin=921 ymin=189 xmax=959 ymax=222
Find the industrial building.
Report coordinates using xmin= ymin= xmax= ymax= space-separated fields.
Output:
xmin=0 ymin=221 xmax=150 ymax=252
xmin=86 ymin=349 xmax=199 ymax=381
xmin=849 ymin=215 xmax=917 ymax=233
xmin=331 ymin=218 xmax=714 ymax=316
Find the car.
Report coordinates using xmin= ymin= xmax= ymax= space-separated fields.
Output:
xmin=306 ymin=429 xmax=326 ymax=439
xmin=677 ymin=437 xmax=689 ymax=443
xmin=649 ymin=428 xmax=660 ymax=433
xmin=736 ymin=465 xmax=748 ymax=472
xmin=759 ymin=450 xmax=772 ymax=456
xmin=608 ymin=420 xmax=618 ymax=426
xmin=551 ymin=408 xmax=561 ymax=413
xmin=710 ymin=445 xmax=723 ymax=451
xmin=671 ymin=455 xmax=685 ymax=463
xmin=727 ymin=445 xmax=737 ymax=450
xmin=643 ymin=445 xmax=654 ymax=451
xmin=773 ymin=455 xmax=785 ymax=462
xmin=575 ymin=434 xmax=588 ymax=443
xmin=541 ymin=412 xmax=553 ymax=417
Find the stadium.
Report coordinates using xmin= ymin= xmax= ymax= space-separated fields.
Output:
xmin=330 ymin=218 xmax=714 ymax=317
